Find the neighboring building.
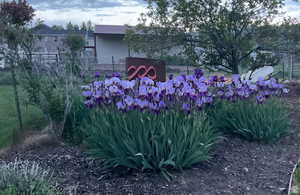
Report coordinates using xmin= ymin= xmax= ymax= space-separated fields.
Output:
xmin=32 ymin=24 xmax=95 ymax=56
xmin=94 ymin=25 xmax=145 ymax=64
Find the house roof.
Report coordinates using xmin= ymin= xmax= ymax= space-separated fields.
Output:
xmin=94 ymin=25 xmax=129 ymax=35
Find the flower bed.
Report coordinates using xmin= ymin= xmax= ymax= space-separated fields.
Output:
xmin=80 ymin=69 xmax=289 ymax=178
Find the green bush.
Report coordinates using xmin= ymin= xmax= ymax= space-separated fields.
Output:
xmin=0 ymin=160 xmax=57 ymax=195
xmin=82 ymin=109 xmax=219 ymax=178
xmin=210 ymin=98 xmax=288 ymax=143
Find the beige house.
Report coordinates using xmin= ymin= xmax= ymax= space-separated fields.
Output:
xmin=94 ymin=25 xmax=144 ymax=65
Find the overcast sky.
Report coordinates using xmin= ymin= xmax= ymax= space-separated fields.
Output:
xmin=25 ymin=0 xmax=300 ymax=27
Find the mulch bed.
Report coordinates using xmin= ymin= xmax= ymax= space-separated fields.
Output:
xmin=1 ymin=84 xmax=300 ymax=195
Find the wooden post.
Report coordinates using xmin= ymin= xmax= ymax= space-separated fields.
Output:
xmin=112 ymin=56 xmax=115 ymax=72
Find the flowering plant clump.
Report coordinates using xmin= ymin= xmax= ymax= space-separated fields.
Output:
xmin=80 ymin=70 xmax=289 ymax=177
xmin=81 ymin=69 xmax=288 ymax=112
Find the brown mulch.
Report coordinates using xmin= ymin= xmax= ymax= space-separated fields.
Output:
xmin=1 ymin=84 xmax=300 ymax=195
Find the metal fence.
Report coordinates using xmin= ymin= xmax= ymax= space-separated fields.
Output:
xmin=2 ymin=52 xmax=299 ymax=80
xmin=277 ymin=52 xmax=300 ymax=80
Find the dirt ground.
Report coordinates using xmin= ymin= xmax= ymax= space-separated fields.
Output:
xmin=1 ymin=83 xmax=300 ymax=195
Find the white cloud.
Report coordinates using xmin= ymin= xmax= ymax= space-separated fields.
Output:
xmin=283 ymin=0 xmax=300 ymax=18
xmin=34 ymin=3 xmax=146 ymax=26
xmin=32 ymin=0 xmax=300 ymax=27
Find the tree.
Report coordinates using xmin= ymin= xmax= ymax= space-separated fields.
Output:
xmin=127 ymin=0 xmax=289 ymax=73
xmin=86 ymin=20 xmax=94 ymax=31
xmin=81 ymin=22 xmax=87 ymax=31
xmin=0 ymin=0 xmax=35 ymax=135
xmin=52 ymin=25 xmax=65 ymax=31
xmin=64 ymin=34 xmax=85 ymax=75
xmin=125 ymin=22 xmax=183 ymax=58
xmin=66 ymin=21 xmax=74 ymax=31
xmin=73 ymin=24 xmax=80 ymax=31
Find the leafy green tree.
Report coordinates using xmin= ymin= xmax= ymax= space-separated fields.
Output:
xmin=127 ymin=0 xmax=290 ymax=73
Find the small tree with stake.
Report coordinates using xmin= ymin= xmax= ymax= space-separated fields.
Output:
xmin=0 ymin=0 xmax=34 ymax=141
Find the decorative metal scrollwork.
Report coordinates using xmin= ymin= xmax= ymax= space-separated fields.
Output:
xmin=127 ymin=65 xmax=157 ymax=80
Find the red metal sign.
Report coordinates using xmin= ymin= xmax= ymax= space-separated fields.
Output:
xmin=126 ymin=57 xmax=166 ymax=82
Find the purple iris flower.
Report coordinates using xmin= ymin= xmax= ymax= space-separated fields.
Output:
xmin=186 ymin=75 xmax=196 ymax=82
xmin=84 ymin=100 xmax=94 ymax=108
xmin=202 ymin=96 xmax=213 ymax=104
xmin=197 ymin=82 xmax=208 ymax=93
xmin=237 ymin=89 xmax=245 ymax=97
xmin=257 ymin=77 xmax=267 ymax=87
xmin=139 ymin=85 xmax=148 ymax=97
xmin=121 ymin=80 xmax=136 ymax=89
xmin=116 ymin=101 xmax=126 ymax=110
xmin=82 ymin=90 xmax=92 ymax=97
xmin=141 ymin=77 xmax=154 ymax=86
xmin=216 ymin=82 xmax=225 ymax=88
xmin=95 ymin=72 xmax=100 ymax=78
xmin=219 ymin=76 xmax=225 ymax=82
xmin=81 ymin=85 xmax=91 ymax=90
xmin=249 ymin=84 xmax=257 ymax=91
xmin=232 ymin=74 xmax=240 ymax=83
xmin=108 ymin=85 xmax=120 ymax=94
xmin=225 ymin=90 xmax=234 ymax=98
xmin=135 ymin=98 xmax=149 ymax=109
xmin=256 ymin=95 xmax=266 ymax=103
xmin=93 ymin=81 xmax=103 ymax=88
xmin=149 ymin=102 xmax=159 ymax=112
xmin=283 ymin=88 xmax=289 ymax=94
xmin=198 ymin=76 xmax=206 ymax=83
xmin=166 ymin=86 xmax=175 ymax=95
xmin=194 ymin=69 xmax=204 ymax=78
xmin=148 ymin=86 xmax=159 ymax=95
xmin=124 ymin=95 xmax=134 ymax=106
xmin=217 ymin=90 xmax=224 ymax=97
xmin=112 ymin=72 xmax=121 ymax=78
xmin=182 ymin=103 xmax=190 ymax=113
xmin=182 ymin=83 xmax=195 ymax=96
xmin=174 ymin=75 xmax=185 ymax=87
xmin=196 ymin=98 xmax=204 ymax=107
xmin=168 ymin=74 xmax=174 ymax=80
xmin=210 ymin=75 xmax=218 ymax=82
xmin=105 ymin=77 xmax=121 ymax=87
xmin=94 ymin=90 xmax=103 ymax=98
xmin=158 ymin=101 xmax=166 ymax=109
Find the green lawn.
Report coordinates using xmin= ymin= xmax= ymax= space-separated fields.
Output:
xmin=0 ymin=85 xmax=47 ymax=148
